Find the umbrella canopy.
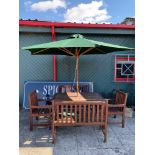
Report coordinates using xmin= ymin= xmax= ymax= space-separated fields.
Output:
xmin=22 ymin=34 xmax=134 ymax=93
xmin=22 ymin=34 xmax=133 ymax=55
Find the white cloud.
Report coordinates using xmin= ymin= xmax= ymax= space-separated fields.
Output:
xmin=64 ymin=1 xmax=111 ymax=23
xmin=24 ymin=1 xmax=32 ymax=11
xmin=24 ymin=1 xmax=32 ymax=6
xmin=29 ymin=0 xmax=66 ymax=12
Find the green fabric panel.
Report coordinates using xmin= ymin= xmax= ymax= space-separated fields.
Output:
xmin=22 ymin=34 xmax=133 ymax=55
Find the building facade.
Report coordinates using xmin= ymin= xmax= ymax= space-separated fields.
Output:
xmin=19 ymin=20 xmax=135 ymax=106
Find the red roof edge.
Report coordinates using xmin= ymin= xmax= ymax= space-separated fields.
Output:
xmin=19 ymin=20 xmax=135 ymax=30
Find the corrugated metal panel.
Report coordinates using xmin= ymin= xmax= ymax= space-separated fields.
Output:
xmin=19 ymin=33 xmax=53 ymax=104
xmin=19 ymin=26 xmax=51 ymax=33
xmin=19 ymin=26 xmax=135 ymax=35
xmin=19 ymin=28 xmax=135 ymax=106
xmin=55 ymin=28 xmax=135 ymax=35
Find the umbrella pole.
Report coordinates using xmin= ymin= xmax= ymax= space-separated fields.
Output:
xmin=75 ymin=48 xmax=79 ymax=95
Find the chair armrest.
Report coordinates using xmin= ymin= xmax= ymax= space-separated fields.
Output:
xmin=37 ymin=99 xmax=46 ymax=102
xmin=108 ymin=104 xmax=125 ymax=108
xmin=31 ymin=105 xmax=52 ymax=109
xmin=108 ymin=99 xmax=115 ymax=104
xmin=37 ymin=97 xmax=53 ymax=102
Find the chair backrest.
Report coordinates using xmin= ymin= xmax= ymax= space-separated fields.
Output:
xmin=58 ymin=84 xmax=89 ymax=93
xmin=58 ymin=85 xmax=72 ymax=93
xmin=73 ymin=84 xmax=89 ymax=92
xmin=115 ymin=91 xmax=128 ymax=105
xmin=28 ymin=91 xmax=38 ymax=107
xmin=52 ymin=100 xmax=108 ymax=125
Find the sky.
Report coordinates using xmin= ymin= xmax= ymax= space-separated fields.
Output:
xmin=19 ymin=0 xmax=135 ymax=24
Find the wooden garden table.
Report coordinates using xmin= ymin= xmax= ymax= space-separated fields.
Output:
xmin=53 ymin=92 xmax=104 ymax=102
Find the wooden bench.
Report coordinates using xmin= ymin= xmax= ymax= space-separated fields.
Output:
xmin=51 ymin=92 xmax=108 ymax=143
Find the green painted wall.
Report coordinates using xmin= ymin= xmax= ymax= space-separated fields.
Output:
xmin=19 ymin=27 xmax=135 ymax=106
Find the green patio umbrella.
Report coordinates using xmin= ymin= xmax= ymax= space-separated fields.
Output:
xmin=22 ymin=34 xmax=134 ymax=93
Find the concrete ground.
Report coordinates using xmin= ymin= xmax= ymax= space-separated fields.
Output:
xmin=19 ymin=109 xmax=135 ymax=155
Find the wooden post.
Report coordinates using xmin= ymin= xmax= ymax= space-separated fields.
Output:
xmin=51 ymin=26 xmax=57 ymax=81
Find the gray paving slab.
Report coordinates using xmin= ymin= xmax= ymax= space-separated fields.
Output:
xmin=54 ymin=149 xmax=79 ymax=155
xmin=105 ymin=148 xmax=128 ymax=155
xmin=76 ymin=126 xmax=101 ymax=149
xmin=117 ymin=134 xmax=135 ymax=146
xmin=54 ymin=133 xmax=78 ymax=151
xmin=19 ymin=109 xmax=135 ymax=155
xmin=95 ymin=131 xmax=123 ymax=149
xmin=111 ymin=126 xmax=131 ymax=136
xmin=20 ymin=137 xmax=37 ymax=147
xmin=123 ymin=146 xmax=135 ymax=155
xmin=126 ymin=119 xmax=135 ymax=135
xmin=78 ymin=148 xmax=105 ymax=155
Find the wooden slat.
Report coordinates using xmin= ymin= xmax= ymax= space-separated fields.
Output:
xmin=79 ymin=105 xmax=81 ymax=123
xmin=57 ymin=104 xmax=59 ymax=122
xmin=108 ymin=104 xmax=125 ymax=107
xmin=84 ymin=105 xmax=86 ymax=122
xmin=31 ymin=105 xmax=52 ymax=109
xmin=33 ymin=123 xmax=50 ymax=126
xmin=66 ymin=104 xmax=68 ymax=123
xmin=70 ymin=104 xmax=72 ymax=123
xmin=61 ymin=104 xmax=63 ymax=123
xmin=55 ymin=122 xmax=106 ymax=126
xmin=88 ymin=104 xmax=90 ymax=123
xmin=97 ymin=104 xmax=99 ymax=122
xmin=92 ymin=104 xmax=95 ymax=122
xmin=108 ymin=111 xmax=123 ymax=115
xmin=101 ymin=104 xmax=104 ymax=122
xmin=108 ymin=121 xmax=122 ymax=124
xmin=31 ymin=113 xmax=51 ymax=117
xmin=75 ymin=105 xmax=77 ymax=122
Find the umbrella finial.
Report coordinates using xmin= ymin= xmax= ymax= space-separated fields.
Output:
xmin=70 ymin=34 xmax=84 ymax=39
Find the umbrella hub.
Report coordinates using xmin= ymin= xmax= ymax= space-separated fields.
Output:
xmin=70 ymin=34 xmax=84 ymax=39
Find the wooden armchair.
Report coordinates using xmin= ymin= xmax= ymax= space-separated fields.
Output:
xmin=28 ymin=90 xmax=52 ymax=131
xmin=108 ymin=91 xmax=128 ymax=128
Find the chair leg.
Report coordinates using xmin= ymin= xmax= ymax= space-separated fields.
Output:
xmin=104 ymin=125 xmax=107 ymax=143
xmin=54 ymin=127 xmax=57 ymax=143
xmin=52 ymin=125 xmax=54 ymax=143
xmin=52 ymin=125 xmax=56 ymax=144
xmin=29 ymin=116 xmax=33 ymax=131
xmin=49 ymin=116 xmax=51 ymax=130
xmin=122 ymin=111 xmax=125 ymax=128
xmin=101 ymin=125 xmax=107 ymax=143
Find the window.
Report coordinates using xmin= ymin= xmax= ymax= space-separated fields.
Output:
xmin=114 ymin=54 xmax=135 ymax=82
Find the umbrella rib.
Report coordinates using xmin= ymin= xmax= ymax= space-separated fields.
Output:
xmin=33 ymin=48 xmax=49 ymax=55
xmin=33 ymin=47 xmax=74 ymax=56
xmin=95 ymin=47 xmax=106 ymax=54
xmin=60 ymin=48 xmax=75 ymax=56
xmin=80 ymin=47 xmax=95 ymax=56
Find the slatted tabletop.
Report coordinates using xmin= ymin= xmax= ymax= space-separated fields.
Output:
xmin=53 ymin=92 xmax=104 ymax=102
